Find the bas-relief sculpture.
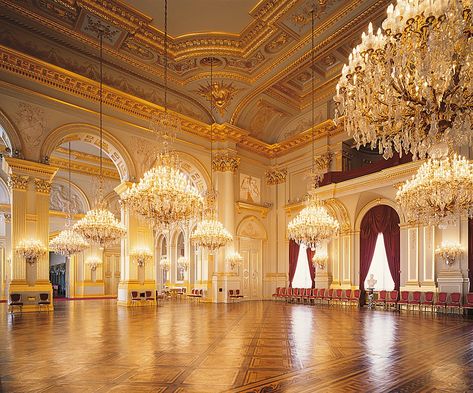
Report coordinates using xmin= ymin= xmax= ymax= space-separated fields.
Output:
xmin=240 ymin=174 xmax=261 ymax=204
xmin=50 ymin=184 xmax=85 ymax=214
xmin=15 ymin=103 xmax=46 ymax=148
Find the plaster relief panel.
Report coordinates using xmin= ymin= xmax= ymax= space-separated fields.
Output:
xmin=240 ymin=174 xmax=261 ymax=204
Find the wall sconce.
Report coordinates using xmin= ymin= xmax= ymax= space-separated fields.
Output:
xmin=435 ymin=242 xmax=463 ymax=266
xmin=160 ymin=257 xmax=170 ymax=271
xmin=312 ymin=252 xmax=328 ymax=270
xmin=130 ymin=247 xmax=152 ymax=267
xmin=86 ymin=256 xmax=102 ymax=271
xmin=177 ymin=256 xmax=189 ymax=271
xmin=15 ymin=239 xmax=47 ymax=265
xmin=226 ymin=251 xmax=243 ymax=271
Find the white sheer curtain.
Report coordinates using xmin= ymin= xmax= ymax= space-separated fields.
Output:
xmin=365 ymin=233 xmax=395 ymax=291
xmin=292 ymin=244 xmax=312 ymax=288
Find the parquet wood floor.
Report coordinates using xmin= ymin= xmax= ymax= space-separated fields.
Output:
xmin=1 ymin=300 xmax=473 ymax=393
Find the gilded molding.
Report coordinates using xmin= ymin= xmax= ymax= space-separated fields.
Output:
xmin=212 ymin=152 xmax=240 ymax=173
xmin=34 ymin=178 xmax=52 ymax=194
xmin=8 ymin=174 xmax=29 ymax=191
xmin=265 ymin=168 xmax=287 ymax=185
xmin=235 ymin=201 xmax=270 ymax=219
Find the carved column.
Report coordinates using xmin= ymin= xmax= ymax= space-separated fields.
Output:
xmin=2 ymin=157 xmax=57 ymax=312
xmin=115 ymin=182 xmax=156 ymax=306
xmin=212 ymin=151 xmax=240 ymax=302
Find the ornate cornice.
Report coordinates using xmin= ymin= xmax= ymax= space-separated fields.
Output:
xmin=34 ymin=178 xmax=52 ymax=194
xmin=48 ymin=156 xmax=120 ymax=180
xmin=265 ymin=167 xmax=287 ymax=185
xmin=8 ymin=174 xmax=29 ymax=191
xmin=212 ymin=152 xmax=240 ymax=173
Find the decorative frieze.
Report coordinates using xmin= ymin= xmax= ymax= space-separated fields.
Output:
xmin=212 ymin=152 xmax=240 ymax=173
xmin=34 ymin=178 xmax=52 ymax=194
xmin=265 ymin=167 xmax=287 ymax=185
xmin=8 ymin=174 xmax=29 ymax=191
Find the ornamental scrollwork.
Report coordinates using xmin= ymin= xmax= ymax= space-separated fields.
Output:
xmin=8 ymin=174 xmax=29 ymax=191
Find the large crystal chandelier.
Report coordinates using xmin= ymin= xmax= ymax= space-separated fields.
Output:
xmin=73 ymin=31 xmax=126 ymax=248
xmin=334 ymin=0 xmax=472 ymax=160
xmin=50 ymin=142 xmax=89 ymax=256
xmin=120 ymin=0 xmax=202 ymax=230
xmin=396 ymin=153 xmax=473 ymax=227
xmin=190 ymin=58 xmax=232 ymax=254
xmin=287 ymin=9 xmax=339 ymax=251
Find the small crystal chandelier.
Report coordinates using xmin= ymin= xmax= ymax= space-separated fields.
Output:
xmin=334 ymin=0 xmax=472 ymax=160
xmin=16 ymin=239 xmax=47 ymax=265
xmin=130 ymin=247 xmax=153 ymax=267
xmin=396 ymin=153 xmax=473 ymax=227
xmin=120 ymin=0 xmax=203 ymax=230
xmin=287 ymin=9 xmax=339 ymax=251
xmin=435 ymin=242 xmax=463 ymax=266
xmin=177 ymin=256 xmax=189 ymax=272
xmin=160 ymin=257 xmax=170 ymax=271
xmin=50 ymin=142 xmax=89 ymax=257
xmin=86 ymin=256 xmax=102 ymax=271
xmin=226 ymin=251 xmax=243 ymax=270
xmin=191 ymin=58 xmax=232 ymax=254
xmin=312 ymin=251 xmax=328 ymax=270
xmin=73 ymin=30 xmax=126 ymax=248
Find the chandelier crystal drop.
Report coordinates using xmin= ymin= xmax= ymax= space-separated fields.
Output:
xmin=334 ymin=0 xmax=473 ymax=159
xmin=225 ymin=251 xmax=243 ymax=270
xmin=288 ymin=191 xmax=339 ymax=250
xmin=86 ymin=256 xmax=102 ymax=271
xmin=16 ymin=239 xmax=47 ymax=264
xmin=177 ymin=256 xmax=190 ymax=271
xmin=160 ymin=257 xmax=170 ymax=271
xmin=130 ymin=247 xmax=153 ymax=267
xmin=50 ymin=226 xmax=89 ymax=257
xmin=396 ymin=153 xmax=473 ymax=227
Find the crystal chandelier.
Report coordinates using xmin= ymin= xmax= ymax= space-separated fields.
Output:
xmin=191 ymin=58 xmax=232 ymax=254
xmin=334 ymin=1 xmax=472 ymax=160
xmin=86 ymin=256 xmax=102 ymax=271
xmin=120 ymin=0 xmax=203 ymax=230
xmin=225 ymin=251 xmax=243 ymax=270
xmin=435 ymin=241 xmax=463 ymax=266
xmin=287 ymin=9 xmax=339 ymax=251
xmin=177 ymin=256 xmax=189 ymax=271
xmin=396 ymin=153 xmax=473 ymax=227
xmin=73 ymin=30 xmax=126 ymax=248
xmin=130 ymin=247 xmax=153 ymax=267
xmin=312 ymin=251 xmax=328 ymax=270
xmin=50 ymin=142 xmax=89 ymax=257
xmin=16 ymin=239 xmax=47 ymax=265
xmin=160 ymin=257 xmax=170 ymax=271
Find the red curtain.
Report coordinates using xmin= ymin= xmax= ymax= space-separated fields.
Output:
xmin=469 ymin=218 xmax=473 ymax=292
xmin=288 ymin=240 xmax=300 ymax=287
xmin=306 ymin=248 xmax=315 ymax=288
xmin=360 ymin=205 xmax=400 ymax=291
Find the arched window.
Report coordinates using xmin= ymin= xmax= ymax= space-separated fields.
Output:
xmin=364 ymin=233 xmax=395 ymax=291
xmin=161 ymin=237 xmax=168 ymax=282
xmin=177 ymin=232 xmax=185 ymax=282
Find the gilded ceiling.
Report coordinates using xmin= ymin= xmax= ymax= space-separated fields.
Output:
xmin=0 ymin=0 xmax=389 ymax=148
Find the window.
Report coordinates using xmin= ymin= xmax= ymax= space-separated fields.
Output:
xmin=292 ymin=244 xmax=312 ymax=288
xmin=177 ymin=232 xmax=185 ymax=282
xmin=365 ymin=233 xmax=395 ymax=291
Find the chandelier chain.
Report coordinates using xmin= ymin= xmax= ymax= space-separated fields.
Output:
xmin=164 ymin=0 xmax=168 ymax=112
xmin=311 ymin=7 xmax=315 ymax=177
xmin=99 ymin=31 xmax=103 ymax=199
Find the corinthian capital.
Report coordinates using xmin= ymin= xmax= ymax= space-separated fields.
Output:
xmin=34 ymin=178 xmax=52 ymax=194
xmin=265 ymin=167 xmax=287 ymax=185
xmin=212 ymin=152 xmax=240 ymax=173
xmin=8 ymin=174 xmax=29 ymax=191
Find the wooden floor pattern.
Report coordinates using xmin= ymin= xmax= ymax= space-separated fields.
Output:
xmin=1 ymin=300 xmax=473 ymax=393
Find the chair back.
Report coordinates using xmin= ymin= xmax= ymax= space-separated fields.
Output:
xmin=345 ymin=289 xmax=352 ymax=299
xmin=236 ymin=289 xmax=241 ymax=295
xmin=275 ymin=287 xmax=281 ymax=295
xmin=145 ymin=291 xmax=152 ymax=297
xmin=466 ymin=293 xmax=473 ymax=305
xmin=199 ymin=289 xmax=203 ymax=295
xmin=412 ymin=291 xmax=421 ymax=302
xmin=424 ymin=291 xmax=434 ymax=302
xmin=438 ymin=292 xmax=448 ymax=303
xmin=327 ymin=289 xmax=334 ymax=298
xmin=318 ymin=288 xmax=325 ymax=298
xmin=400 ymin=291 xmax=409 ymax=302
xmin=335 ymin=289 xmax=342 ymax=299
xmin=281 ymin=287 xmax=286 ymax=295
xmin=39 ymin=293 xmax=49 ymax=301
xmin=389 ymin=290 xmax=398 ymax=301
xmin=288 ymin=287 xmax=293 ymax=295
xmin=378 ymin=290 xmax=387 ymax=301
xmin=312 ymin=288 xmax=318 ymax=296
xmin=353 ymin=289 xmax=360 ymax=299
xmin=450 ymin=292 xmax=461 ymax=303
xmin=131 ymin=291 xmax=138 ymax=298
xmin=10 ymin=293 xmax=21 ymax=302
xmin=305 ymin=288 xmax=311 ymax=296
xmin=229 ymin=289 xmax=234 ymax=295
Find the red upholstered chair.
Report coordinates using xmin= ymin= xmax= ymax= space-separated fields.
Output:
xmin=145 ymin=290 xmax=155 ymax=302
xmin=386 ymin=290 xmax=399 ymax=310
xmin=279 ymin=287 xmax=287 ymax=300
xmin=316 ymin=288 xmax=325 ymax=304
xmin=375 ymin=290 xmax=387 ymax=308
xmin=324 ymin=288 xmax=334 ymax=305
xmin=235 ymin=289 xmax=244 ymax=298
xmin=272 ymin=287 xmax=280 ymax=300
xmin=463 ymin=293 xmax=473 ymax=313
xmin=350 ymin=289 xmax=360 ymax=306
xmin=421 ymin=291 xmax=434 ymax=312
xmin=434 ymin=292 xmax=448 ymax=312
xmin=333 ymin=289 xmax=343 ymax=306
xmin=398 ymin=291 xmax=410 ymax=310
xmin=284 ymin=287 xmax=293 ymax=302
xmin=408 ymin=291 xmax=422 ymax=311
xmin=303 ymin=288 xmax=311 ymax=304
xmin=131 ymin=291 xmax=141 ymax=306
xmin=292 ymin=287 xmax=299 ymax=303
xmin=309 ymin=288 xmax=317 ymax=305
xmin=342 ymin=289 xmax=352 ymax=305
xmin=446 ymin=292 xmax=461 ymax=314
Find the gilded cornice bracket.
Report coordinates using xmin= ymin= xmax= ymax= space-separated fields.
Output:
xmin=235 ymin=201 xmax=271 ymax=219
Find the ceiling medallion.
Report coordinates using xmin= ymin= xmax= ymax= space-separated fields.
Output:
xmin=200 ymin=57 xmax=223 ymax=67
xmin=334 ymin=0 xmax=472 ymax=160
xmin=287 ymin=8 xmax=339 ymax=251
xmin=73 ymin=31 xmax=127 ymax=248
xmin=195 ymin=81 xmax=240 ymax=116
